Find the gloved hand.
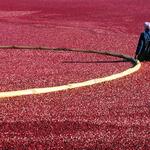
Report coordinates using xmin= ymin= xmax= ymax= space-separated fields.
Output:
xmin=134 ymin=54 xmax=138 ymax=59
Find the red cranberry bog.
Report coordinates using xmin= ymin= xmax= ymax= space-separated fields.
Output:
xmin=0 ymin=0 xmax=149 ymax=149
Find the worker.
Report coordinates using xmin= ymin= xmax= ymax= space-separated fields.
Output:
xmin=135 ymin=22 xmax=150 ymax=61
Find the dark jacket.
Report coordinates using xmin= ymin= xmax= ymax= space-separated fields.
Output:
xmin=136 ymin=29 xmax=150 ymax=55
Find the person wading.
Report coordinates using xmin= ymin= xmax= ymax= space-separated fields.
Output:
xmin=135 ymin=22 xmax=150 ymax=61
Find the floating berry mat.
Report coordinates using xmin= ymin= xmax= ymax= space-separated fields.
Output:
xmin=0 ymin=0 xmax=149 ymax=149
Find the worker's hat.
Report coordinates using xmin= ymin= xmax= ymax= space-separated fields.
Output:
xmin=144 ymin=22 xmax=150 ymax=29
